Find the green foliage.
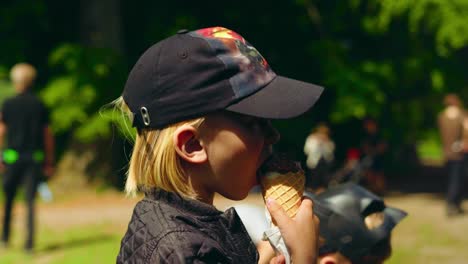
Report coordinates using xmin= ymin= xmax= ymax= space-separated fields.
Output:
xmin=4 ymin=0 xmax=468 ymax=177
xmin=430 ymin=69 xmax=445 ymax=92
xmin=41 ymin=44 xmax=127 ymax=143
xmin=0 ymin=80 xmax=14 ymax=106
xmin=326 ymin=60 xmax=391 ymax=122
xmin=366 ymin=0 xmax=468 ymax=56
xmin=293 ymin=0 xmax=468 ymax=150
xmin=416 ymin=129 xmax=443 ymax=162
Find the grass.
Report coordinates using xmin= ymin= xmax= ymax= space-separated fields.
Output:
xmin=1 ymin=188 xmax=467 ymax=263
xmin=0 ymin=186 xmax=128 ymax=264
xmin=3 ymin=215 xmax=464 ymax=264
xmin=0 ymin=222 xmax=122 ymax=264
xmin=385 ymin=195 xmax=468 ymax=264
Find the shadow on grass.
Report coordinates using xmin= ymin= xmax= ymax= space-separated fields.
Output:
xmin=39 ymin=234 xmax=116 ymax=253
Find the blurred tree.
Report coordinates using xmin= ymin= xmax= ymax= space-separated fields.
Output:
xmin=39 ymin=0 xmax=128 ymax=186
xmin=3 ymin=0 xmax=468 ymax=186
xmin=367 ymin=0 xmax=468 ymax=56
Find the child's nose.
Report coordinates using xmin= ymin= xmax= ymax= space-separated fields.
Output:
xmin=262 ymin=121 xmax=280 ymax=145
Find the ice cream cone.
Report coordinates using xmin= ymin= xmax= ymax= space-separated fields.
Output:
xmin=260 ymin=154 xmax=305 ymax=225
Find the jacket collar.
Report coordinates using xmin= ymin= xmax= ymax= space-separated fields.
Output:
xmin=145 ymin=188 xmax=223 ymax=217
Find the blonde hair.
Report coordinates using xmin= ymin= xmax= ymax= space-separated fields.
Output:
xmin=10 ymin=63 xmax=37 ymax=89
xmin=113 ymin=96 xmax=204 ymax=198
xmin=364 ymin=212 xmax=385 ymax=230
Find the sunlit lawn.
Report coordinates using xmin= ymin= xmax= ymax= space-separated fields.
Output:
xmin=388 ymin=222 xmax=465 ymax=263
xmin=1 ymin=189 xmax=467 ymax=263
xmin=386 ymin=195 xmax=468 ymax=264
xmin=0 ymin=187 xmax=131 ymax=264
xmin=0 ymin=222 xmax=122 ymax=264
xmin=2 ymin=213 xmax=467 ymax=264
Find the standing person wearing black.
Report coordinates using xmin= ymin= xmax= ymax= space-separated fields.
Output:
xmin=0 ymin=63 xmax=55 ymax=252
xmin=360 ymin=117 xmax=387 ymax=195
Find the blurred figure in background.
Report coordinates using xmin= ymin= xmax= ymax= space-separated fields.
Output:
xmin=329 ymin=148 xmax=364 ymax=186
xmin=0 ymin=63 xmax=55 ymax=252
xmin=304 ymin=123 xmax=335 ymax=193
xmin=360 ymin=117 xmax=387 ymax=195
xmin=307 ymin=183 xmax=407 ymax=264
xmin=438 ymin=93 xmax=465 ymax=217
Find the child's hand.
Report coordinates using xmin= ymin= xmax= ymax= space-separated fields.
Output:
xmin=266 ymin=198 xmax=319 ymax=264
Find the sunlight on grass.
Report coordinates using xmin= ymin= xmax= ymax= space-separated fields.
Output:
xmin=387 ymin=208 xmax=468 ymax=264
xmin=0 ymin=223 xmax=122 ymax=264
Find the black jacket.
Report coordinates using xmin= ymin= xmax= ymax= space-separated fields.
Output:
xmin=117 ymin=189 xmax=259 ymax=263
xmin=1 ymin=91 xmax=49 ymax=151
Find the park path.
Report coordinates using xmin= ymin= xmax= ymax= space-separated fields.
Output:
xmin=4 ymin=189 xmax=468 ymax=233
xmin=3 ymin=188 xmax=468 ymax=264
xmin=5 ymin=190 xmax=264 ymax=230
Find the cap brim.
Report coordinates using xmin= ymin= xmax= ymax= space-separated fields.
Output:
xmin=226 ymin=75 xmax=324 ymax=119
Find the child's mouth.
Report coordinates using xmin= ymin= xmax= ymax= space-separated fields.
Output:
xmin=256 ymin=153 xmax=274 ymax=183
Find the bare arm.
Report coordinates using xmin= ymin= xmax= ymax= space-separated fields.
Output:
xmin=0 ymin=113 xmax=6 ymax=171
xmin=43 ymin=125 xmax=55 ymax=177
xmin=0 ymin=121 xmax=5 ymax=150
xmin=0 ymin=111 xmax=6 ymax=147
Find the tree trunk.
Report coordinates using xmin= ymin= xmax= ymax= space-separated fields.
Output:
xmin=52 ymin=0 xmax=127 ymax=191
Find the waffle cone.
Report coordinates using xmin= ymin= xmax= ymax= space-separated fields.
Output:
xmin=261 ymin=171 xmax=305 ymax=225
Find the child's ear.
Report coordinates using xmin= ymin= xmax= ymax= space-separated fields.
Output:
xmin=173 ymin=125 xmax=207 ymax=164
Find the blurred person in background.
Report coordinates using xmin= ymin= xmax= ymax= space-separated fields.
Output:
xmin=360 ymin=117 xmax=387 ymax=195
xmin=304 ymin=123 xmax=335 ymax=193
xmin=438 ymin=93 xmax=465 ymax=217
xmin=0 ymin=63 xmax=55 ymax=252
xmin=329 ymin=148 xmax=364 ymax=186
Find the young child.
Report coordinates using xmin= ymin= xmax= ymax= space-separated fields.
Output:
xmin=116 ymin=27 xmax=323 ymax=263
xmin=307 ymin=183 xmax=407 ymax=264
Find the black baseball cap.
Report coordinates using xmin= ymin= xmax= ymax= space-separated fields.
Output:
xmin=123 ymin=27 xmax=324 ymax=129
xmin=304 ymin=183 xmax=407 ymax=261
